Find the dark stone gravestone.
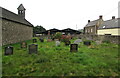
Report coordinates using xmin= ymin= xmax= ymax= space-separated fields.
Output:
xmin=65 ymin=40 xmax=71 ymax=46
xmin=21 ymin=42 xmax=27 ymax=48
xmin=5 ymin=46 xmax=13 ymax=55
xmin=40 ymin=38 xmax=44 ymax=42
xmin=70 ymin=44 xmax=78 ymax=52
xmin=28 ymin=44 xmax=38 ymax=54
xmin=83 ymin=41 xmax=91 ymax=46
xmin=33 ymin=39 xmax=37 ymax=43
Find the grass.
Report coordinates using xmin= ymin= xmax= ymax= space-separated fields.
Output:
xmin=2 ymin=37 xmax=119 ymax=76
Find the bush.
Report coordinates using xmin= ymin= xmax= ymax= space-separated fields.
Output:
xmin=54 ymin=32 xmax=62 ymax=40
xmin=61 ymin=35 xmax=71 ymax=42
xmin=102 ymin=40 xmax=110 ymax=44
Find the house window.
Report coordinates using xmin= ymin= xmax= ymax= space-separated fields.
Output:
xmin=91 ymin=29 xmax=93 ymax=32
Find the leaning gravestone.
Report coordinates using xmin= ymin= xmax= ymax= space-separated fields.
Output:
xmin=33 ymin=39 xmax=37 ymax=43
xmin=5 ymin=46 xmax=13 ymax=55
xmin=21 ymin=42 xmax=27 ymax=48
xmin=70 ymin=44 xmax=78 ymax=52
xmin=28 ymin=44 xmax=38 ymax=54
xmin=83 ymin=41 xmax=91 ymax=46
xmin=55 ymin=41 xmax=60 ymax=46
xmin=74 ymin=39 xmax=82 ymax=44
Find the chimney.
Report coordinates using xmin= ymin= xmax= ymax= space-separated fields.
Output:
xmin=88 ymin=20 xmax=90 ymax=23
xmin=99 ymin=15 xmax=103 ymax=19
xmin=112 ymin=16 xmax=115 ymax=19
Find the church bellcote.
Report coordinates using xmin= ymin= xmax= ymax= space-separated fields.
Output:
xmin=17 ymin=4 xmax=26 ymax=18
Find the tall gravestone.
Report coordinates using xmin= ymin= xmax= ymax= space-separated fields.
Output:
xmin=4 ymin=46 xmax=13 ymax=55
xmin=28 ymin=44 xmax=38 ymax=54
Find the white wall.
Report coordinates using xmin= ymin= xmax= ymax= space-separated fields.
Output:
xmin=97 ymin=28 xmax=120 ymax=35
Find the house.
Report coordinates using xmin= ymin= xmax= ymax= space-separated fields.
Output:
xmin=84 ymin=15 xmax=103 ymax=35
xmin=61 ymin=28 xmax=81 ymax=35
xmin=0 ymin=4 xmax=33 ymax=45
xmin=40 ymin=28 xmax=81 ymax=35
xmin=98 ymin=16 xmax=120 ymax=36
xmin=41 ymin=28 xmax=61 ymax=35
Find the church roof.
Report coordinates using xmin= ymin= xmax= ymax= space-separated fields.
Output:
xmin=0 ymin=6 xmax=33 ymax=27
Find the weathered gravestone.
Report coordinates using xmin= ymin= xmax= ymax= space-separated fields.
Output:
xmin=95 ymin=40 xmax=102 ymax=45
xmin=55 ymin=41 xmax=60 ymax=46
xmin=83 ymin=41 xmax=91 ymax=46
xmin=65 ymin=40 xmax=71 ymax=46
xmin=28 ymin=44 xmax=38 ymax=54
xmin=5 ymin=46 xmax=13 ymax=55
xmin=70 ymin=44 xmax=78 ymax=52
xmin=40 ymin=38 xmax=44 ymax=42
xmin=74 ymin=39 xmax=82 ymax=44
xmin=33 ymin=39 xmax=37 ymax=43
xmin=21 ymin=42 xmax=27 ymax=48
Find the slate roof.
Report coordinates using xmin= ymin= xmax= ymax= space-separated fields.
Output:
xmin=85 ymin=19 xmax=99 ymax=27
xmin=0 ymin=6 xmax=33 ymax=27
xmin=98 ymin=18 xmax=120 ymax=29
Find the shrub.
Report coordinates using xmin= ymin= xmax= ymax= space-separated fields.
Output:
xmin=54 ymin=32 xmax=62 ymax=40
xmin=61 ymin=35 xmax=71 ymax=42
xmin=102 ymin=40 xmax=110 ymax=44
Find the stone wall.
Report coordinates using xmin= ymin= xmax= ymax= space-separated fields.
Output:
xmin=2 ymin=19 xmax=33 ymax=45
xmin=76 ymin=34 xmax=120 ymax=44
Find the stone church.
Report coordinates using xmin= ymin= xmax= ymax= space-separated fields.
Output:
xmin=0 ymin=4 xmax=33 ymax=46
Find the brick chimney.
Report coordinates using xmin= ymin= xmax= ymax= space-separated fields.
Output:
xmin=99 ymin=15 xmax=103 ymax=19
xmin=88 ymin=20 xmax=90 ymax=23
xmin=112 ymin=16 xmax=115 ymax=19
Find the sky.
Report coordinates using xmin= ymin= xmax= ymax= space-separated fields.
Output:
xmin=0 ymin=0 xmax=119 ymax=30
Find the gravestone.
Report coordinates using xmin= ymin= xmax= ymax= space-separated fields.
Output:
xmin=40 ymin=38 xmax=44 ymax=42
xmin=65 ymin=40 xmax=71 ymax=46
xmin=33 ymin=39 xmax=37 ymax=43
xmin=55 ymin=41 xmax=60 ymax=46
xmin=21 ymin=42 xmax=27 ymax=48
xmin=70 ymin=44 xmax=78 ymax=52
xmin=5 ymin=46 xmax=13 ymax=55
xmin=28 ymin=44 xmax=38 ymax=54
xmin=95 ymin=40 xmax=102 ymax=45
xmin=83 ymin=41 xmax=91 ymax=46
xmin=74 ymin=39 xmax=82 ymax=44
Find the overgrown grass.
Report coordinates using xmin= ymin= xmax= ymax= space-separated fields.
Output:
xmin=2 ymin=37 xmax=119 ymax=76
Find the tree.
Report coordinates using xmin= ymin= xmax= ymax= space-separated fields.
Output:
xmin=33 ymin=25 xmax=46 ymax=35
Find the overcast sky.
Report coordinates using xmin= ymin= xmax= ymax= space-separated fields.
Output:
xmin=0 ymin=0 xmax=119 ymax=30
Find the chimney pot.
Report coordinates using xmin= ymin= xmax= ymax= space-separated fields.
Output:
xmin=88 ymin=20 xmax=90 ymax=23
xmin=112 ymin=16 xmax=115 ymax=19
xmin=99 ymin=15 xmax=103 ymax=19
